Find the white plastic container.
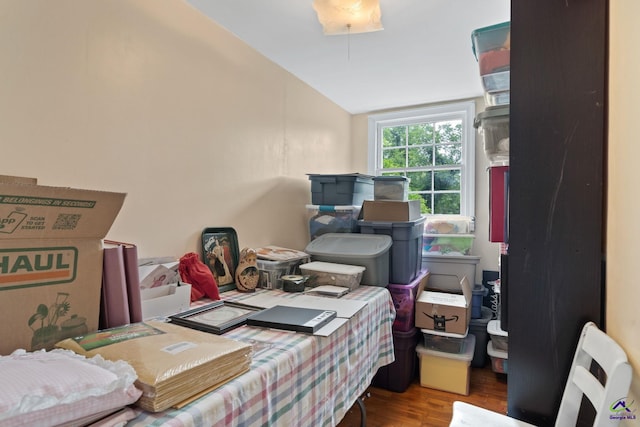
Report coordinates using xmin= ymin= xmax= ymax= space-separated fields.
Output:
xmin=421 ymin=254 xmax=480 ymax=293
xmin=421 ymin=327 xmax=469 ymax=354
xmin=373 ymin=176 xmax=409 ymax=201
xmin=487 ymin=340 xmax=508 ymax=374
xmin=257 ymin=257 xmax=311 ymax=290
xmin=305 ymin=233 xmax=392 ymax=287
xmin=488 ymin=319 xmax=509 ymax=351
xmin=424 ymin=215 xmax=474 ymax=234
xmin=299 ymin=261 xmax=365 ymax=291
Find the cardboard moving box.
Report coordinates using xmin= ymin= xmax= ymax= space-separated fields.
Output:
xmin=415 ymin=275 xmax=472 ymax=335
xmin=0 ymin=180 xmax=125 ymax=355
xmin=361 ymin=200 xmax=421 ymax=222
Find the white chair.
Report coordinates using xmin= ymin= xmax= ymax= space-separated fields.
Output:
xmin=449 ymin=321 xmax=633 ymax=427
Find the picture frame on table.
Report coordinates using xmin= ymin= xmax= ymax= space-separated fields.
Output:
xmin=169 ymin=300 xmax=263 ymax=335
xmin=202 ymin=227 xmax=240 ymax=292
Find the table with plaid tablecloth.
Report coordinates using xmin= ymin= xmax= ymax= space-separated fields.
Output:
xmin=126 ymin=285 xmax=395 ymax=427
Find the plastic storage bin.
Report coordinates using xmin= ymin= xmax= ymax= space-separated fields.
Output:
xmin=373 ymin=176 xmax=409 ymax=201
xmin=372 ymin=327 xmax=419 ymax=392
xmin=475 ymin=105 xmax=509 ymax=165
xmin=305 ymin=233 xmax=392 ymax=287
xmin=424 ymin=215 xmax=474 ymax=234
xmin=487 ymin=340 xmax=508 ymax=374
xmin=256 ymin=256 xmax=311 ymax=290
xmin=471 ymin=21 xmax=511 ymax=76
xmin=469 ymin=306 xmax=493 ymax=368
xmin=421 ymin=328 xmax=469 ymax=354
xmin=388 ymin=269 xmax=429 ymax=332
xmin=471 ymin=284 xmax=489 ymax=319
xmin=488 ymin=319 xmax=509 ymax=351
xmin=423 ymin=234 xmax=475 ymax=256
xmin=358 ymin=216 xmax=425 ymax=284
xmin=480 ymin=70 xmax=510 ymax=94
xmin=306 ymin=205 xmax=360 ymax=241
xmin=307 ymin=174 xmax=374 ymax=206
xmin=299 ymin=261 xmax=365 ymax=291
xmin=416 ymin=334 xmax=475 ymax=395
xmin=421 ymin=254 xmax=480 ymax=293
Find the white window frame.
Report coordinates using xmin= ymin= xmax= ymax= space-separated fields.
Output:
xmin=367 ymin=101 xmax=476 ymax=217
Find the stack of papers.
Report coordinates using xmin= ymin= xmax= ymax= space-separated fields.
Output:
xmin=56 ymin=321 xmax=252 ymax=412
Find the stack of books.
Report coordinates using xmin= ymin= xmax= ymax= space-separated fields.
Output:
xmin=56 ymin=321 xmax=252 ymax=412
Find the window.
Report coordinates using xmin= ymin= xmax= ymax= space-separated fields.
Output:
xmin=367 ymin=101 xmax=475 ymax=216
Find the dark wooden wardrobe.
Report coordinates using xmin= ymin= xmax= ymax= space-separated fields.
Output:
xmin=507 ymin=0 xmax=608 ymax=425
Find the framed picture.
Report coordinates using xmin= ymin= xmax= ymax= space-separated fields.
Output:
xmin=169 ymin=300 xmax=263 ymax=335
xmin=202 ymin=227 xmax=240 ymax=292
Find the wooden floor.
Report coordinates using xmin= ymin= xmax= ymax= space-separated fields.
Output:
xmin=338 ymin=364 xmax=507 ymax=427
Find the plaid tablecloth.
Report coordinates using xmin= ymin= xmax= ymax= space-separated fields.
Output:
xmin=126 ymin=285 xmax=396 ymax=427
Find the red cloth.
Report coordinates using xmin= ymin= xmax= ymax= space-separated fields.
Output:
xmin=178 ymin=252 xmax=220 ymax=301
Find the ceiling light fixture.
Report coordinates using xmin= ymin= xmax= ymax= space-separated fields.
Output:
xmin=313 ymin=0 xmax=383 ymax=36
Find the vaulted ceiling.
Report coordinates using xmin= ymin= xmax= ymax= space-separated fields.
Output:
xmin=186 ymin=0 xmax=510 ymax=114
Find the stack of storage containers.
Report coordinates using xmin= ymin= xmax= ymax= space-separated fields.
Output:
xmin=356 ymin=176 xmax=425 ymax=393
xmin=303 ymin=174 xmax=393 ymax=290
xmin=487 ymin=319 xmax=508 ymax=375
xmin=471 ymin=21 xmax=510 ymax=107
xmin=421 ymin=215 xmax=479 ymax=295
xmin=306 ymin=173 xmax=374 ymax=241
xmin=472 ymin=22 xmax=510 ymax=244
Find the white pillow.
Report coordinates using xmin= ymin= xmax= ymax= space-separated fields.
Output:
xmin=0 ymin=349 xmax=141 ymax=427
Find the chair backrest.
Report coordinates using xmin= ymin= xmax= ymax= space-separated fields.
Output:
xmin=555 ymin=322 xmax=633 ymax=427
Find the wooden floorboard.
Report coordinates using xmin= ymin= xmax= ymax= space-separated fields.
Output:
xmin=338 ymin=364 xmax=507 ymax=427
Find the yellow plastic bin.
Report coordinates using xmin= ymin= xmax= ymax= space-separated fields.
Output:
xmin=416 ymin=334 xmax=475 ymax=395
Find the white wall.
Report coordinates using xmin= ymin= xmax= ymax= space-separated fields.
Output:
xmin=0 ymin=0 xmax=353 ymax=258
xmin=608 ymin=0 xmax=640 ymax=421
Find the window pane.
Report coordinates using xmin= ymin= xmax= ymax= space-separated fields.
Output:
xmin=435 ymin=120 xmax=462 ymax=144
xmin=435 ymin=144 xmax=462 ymax=165
xmin=410 ymin=193 xmax=432 ymax=214
xmin=434 ymin=193 xmax=460 ymax=214
xmin=383 ymin=147 xmax=406 ymax=168
xmin=383 ymin=126 xmax=406 ymax=147
xmin=406 ymin=171 xmax=431 ymax=191
xmin=408 ymin=123 xmax=434 ymax=145
xmin=407 ymin=146 xmax=432 ymax=167
xmin=434 ymin=169 xmax=461 ymax=191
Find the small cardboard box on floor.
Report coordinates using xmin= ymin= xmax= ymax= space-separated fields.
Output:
xmin=415 ymin=275 xmax=472 ymax=335
xmin=0 ymin=178 xmax=125 ymax=355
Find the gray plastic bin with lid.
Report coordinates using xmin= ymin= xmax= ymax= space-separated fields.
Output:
xmin=304 ymin=233 xmax=392 ymax=287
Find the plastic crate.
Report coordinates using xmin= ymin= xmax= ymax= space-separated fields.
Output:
xmin=487 ymin=340 xmax=508 ymax=374
xmin=424 ymin=215 xmax=474 ymax=235
xmin=372 ymin=327 xmax=419 ymax=392
xmin=471 ymin=21 xmax=511 ymax=75
xmin=421 ymin=254 xmax=480 ymax=293
xmin=469 ymin=306 xmax=493 ymax=368
xmin=307 ymin=173 xmax=374 ymax=206
xmin=475 ymin=105 xmax=509 ymax=165
xmin=299 ymin=261 xmax=365 ymax=291
xmin=306 ymin=205 xmax=360 ymax=241
xmin=373 ymin=176 xmax=409 ymax=201
xmin=256 ymin=257 xmax=310 ymax=290
xmin=423 ymin=234 xmax=475 ymax=256
xmin=421 ymin=328 xmax=469 ymax=354
xmin=416 ymin=334 xmax=476 ymax=395
xmin=358 ymin=216 xmax=425 ymax=284
xmin=305 ymin=233 xmax=392 ymax=287
xmin=488 ymin=319 xmax=509 ymax=351
xmin=388 ymin=269 xmax=429 ymax=332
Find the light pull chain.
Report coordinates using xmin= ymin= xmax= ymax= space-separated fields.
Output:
xmin=347 ymin=23 xmax=351 ymax=61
